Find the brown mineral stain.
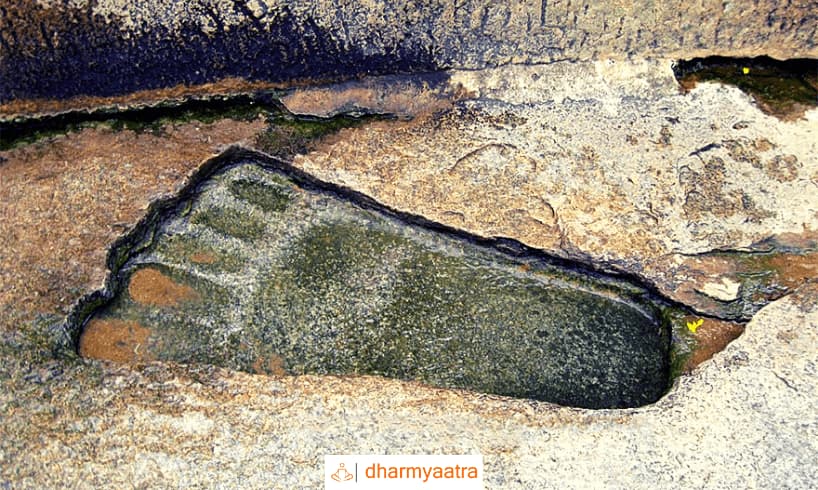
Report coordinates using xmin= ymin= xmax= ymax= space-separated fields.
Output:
xmin=678 ymin=76 xmax=698 ymax=93
xmin=0 ymin=118 xmax=264 ymax=327
xmin=78 ymin=318 xmax=153 ymax=363
xmin=684 ymin=317 xmax=745 ymax=372
xmin=281 ymin=82 xmax=455 ymax=119
xmin=252 ymin=354 xmax=288 ymax=376
xmin=128 ymin=267 xmax=199 ymax=307
xmin=1 ymin=77 xmax=338 ymax=120
xmin=771 ymin=230 xmax=818 ymax=250
xmin=765 ymin=252 xmax=818 ymax=289
xmin=669 ymin=238 xmax=818 ymax=318
xmin=190 ymin=252 xmax=217 ymax=264
xmin=753 ymin=137 xmax=775 ymax=152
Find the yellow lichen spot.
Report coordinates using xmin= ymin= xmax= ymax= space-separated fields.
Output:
xmin=687 ymin=318 xmax=704 ymax=333
xmin=742 ymin=67 xmax=750 ymax=75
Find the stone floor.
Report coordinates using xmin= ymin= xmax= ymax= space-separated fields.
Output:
xmin=1 ymin=60 xmax=816 ymax=488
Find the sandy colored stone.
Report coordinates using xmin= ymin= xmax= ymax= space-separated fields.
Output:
xmin=696 ymin=277 xmax=742 ymax=302
xmin=0 ymin=118 xmax=265 ymax=326
xmin=1 ymin=283 xmax=816 ymax=489
xmin=281 ymin=73 xmax=458 ymax=119
xmin=295 ymin=60 xmax=818 ymax=317
xmin=1 ymin=61 xmax=817 ymax=488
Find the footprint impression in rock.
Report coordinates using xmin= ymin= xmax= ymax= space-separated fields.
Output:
xmin=75 ymin=149 xmax=670 ymax=409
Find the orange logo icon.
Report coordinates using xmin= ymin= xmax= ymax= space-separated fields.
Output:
xmin=331 ymin=463 xmax=354 ymax=482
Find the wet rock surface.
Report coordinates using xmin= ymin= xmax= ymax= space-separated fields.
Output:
xmin=77 ymin=154 xmax=670 ymax=409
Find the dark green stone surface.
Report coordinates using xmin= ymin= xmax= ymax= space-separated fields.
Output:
xmin=83 ymin=160 xmax=670 ymax=408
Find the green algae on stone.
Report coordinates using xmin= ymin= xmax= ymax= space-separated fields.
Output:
xmin=263 ymin=214 xmax=670 ymax=408
xmin=76 ymin=154 xmax=672 ymax=409
xmin=663 ymin=308 xmax=698 ymax=380
xmin=153 ymin=234 xmax=245 ymax=273
xmin=254 ymin=113 xmax=379 ymax=158
xmin=228 ymin=178 xmax=292 ymax=213
xmin=675 ymin=57 xmax=818 ymax=118
xmin=190 ymin=206 xmax=267 ymax=241
xmin=0 ymin=92 xmax=282 ymax=151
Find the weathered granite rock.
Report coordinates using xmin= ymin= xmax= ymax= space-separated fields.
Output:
xmin=75 ymin=152 xmax=671 ymax=409
xmin=2 ymin=281 xmax=816 ymax=489
xmin=2 ymin=0 xmax=817 ymax=113
xmin=0 ymin=58 xmax=816 ymax=488
xmin=292 ymin=60 xmax=818 ymax=321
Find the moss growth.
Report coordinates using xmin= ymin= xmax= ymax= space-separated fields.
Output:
xmin=190 ymin=206 xmax=266 ymax=241
xmin=675 ymin=57 xmax=818 ymax=118
xmin=1 ymin=92 xmax=376 ymax=155
xmin=228 ymin=178 xmax=292 ymax=213
xmin=284 ymin=222 xmax=407 ymax=292
xmin=698 ymin=67 xmax=815 ymax=114
xmin=0 ymin=120 xmax=97 ymax=151
xmin=77 ymin=161 xmax=673 ymax=409
xmin=254 ymin=114 xmax=378 ymax=158
xmin=0 ymin=92 xmax=281 ymax=151
xmin=155 ymin=234 xmax=245 ymax=273
xmin=663 ymin=307 xmax=697 ymax=381
xmin=259 ymin=218 xmax=667 ymax=408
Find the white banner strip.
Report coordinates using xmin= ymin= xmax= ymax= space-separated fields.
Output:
xmin=325 ymin=455 xmax=483 ymax=489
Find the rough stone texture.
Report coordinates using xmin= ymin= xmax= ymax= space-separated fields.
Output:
xmin=78 ymin=158 xmax=669 ymax=409
xmin=2 ymin=283 xmax=816 ymax=489
xmin=0 ymin=119 xmax=265 ymax=319
xmin=280 ymin=72 xmax=457 ymax=119
xmin=295 ymin=60 xmax=818 ymax=319
xmin=1 ymin=60 xmax=817 ymax=488
xmin=2 ymin=0 xmax=817 ymax=113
